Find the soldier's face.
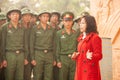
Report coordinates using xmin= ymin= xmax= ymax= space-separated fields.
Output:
xmin=50 ymin=15 xmax=59 ymax=24
xmin=39 ymin=13 xmax=50 ymax=24
xmin=0 ymin=20 xmax=6 ymax=26
xmin=80 ymin=18 xmax=87 ymax=32
xmin=63 ymin=20 xmax=73 ymax=29
xmin=22 ymin=14 xmax=31 ymax=23
xmin=30 ymin=16 xmax=37 ymax=23
xmin=8 ymin=12 xmax=20 ymax=22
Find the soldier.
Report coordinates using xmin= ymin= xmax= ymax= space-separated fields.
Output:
xmin=73 ymin=16 xmax=81 ymax=31
xmin=30 ymin=10 xmax=55 ymax=80
xmin=49 ymin=11 xmax=61 ymax=30
xmin=1 ymin=8 xmax=28 ymax=80
xmin=21 ymin=8 xmax=32 ymax=80
xmin=56 ymin=12 xmax=79 ymax=80
xmin=30 ymin=13 xmax=38 ymax=27
xmin=49 ymin=11 xmax=61 ymax=80
xmin=0 ymin=12 xmax=6 ymax=80
xmin=0 ymin=12 xmax=6 ymax=27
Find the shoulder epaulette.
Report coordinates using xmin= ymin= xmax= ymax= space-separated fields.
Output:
xmin=8 ymin=23 xmax=12 ymax=29
xmin=61 ymin=30 xmax=65 ymax=35
xmin=72 ymin=29 xmax=76 ymax=33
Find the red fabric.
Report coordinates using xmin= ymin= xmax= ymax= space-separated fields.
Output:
xmin=74 ymin=32 xmax=102 ymax=80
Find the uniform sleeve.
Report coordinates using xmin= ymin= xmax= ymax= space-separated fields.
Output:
xmin=56 ymin=32 xmax=61 ymax=62
xmin=91 ymin=35 xmax=102 ymax=62
xmin=53 ymin=29 xmax=57 ymax=61
xmin=0 ymin=27 xmax=2 ymax=63
xmin=24 ymin=29 xmax=29 ymax=59
xmin=1 ymin=26 xmax=7 ymax=60
xmin=30 ymin=27 xmax=35 ymax=60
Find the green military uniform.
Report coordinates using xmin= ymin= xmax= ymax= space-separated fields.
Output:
xmin=49 ymin=11 xmax=61 ymax=80
xmin=1 ymin=22 xmax=28 ymax=80
xmin=30 ymin=23 xmax=55 ymax=80
xmin=21 ymin=8 xmax=33 ymax=80
xmin=56 ymin=29 xmax=79 ymax=80
xmin=0 ymin=12 xmax=6 ymax=80
xmin=56 ymin=12 xmax=79 ymax=80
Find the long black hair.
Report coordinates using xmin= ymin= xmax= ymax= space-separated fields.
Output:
xmin=81 ymin=15 xmax=98 ymax=34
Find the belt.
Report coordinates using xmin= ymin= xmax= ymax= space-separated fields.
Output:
xmin=35 ymin=48 xmax=53 ymax=53
xmin=60 ymin=54 xmax=72 ymax=58
xmin=6 ymin=49 xmax=24 ymax=54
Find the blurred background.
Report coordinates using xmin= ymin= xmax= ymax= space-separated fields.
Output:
xmin=0 ymin=0 xmax=90 ymax=17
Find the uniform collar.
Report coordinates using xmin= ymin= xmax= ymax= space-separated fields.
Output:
xmin=8 ymin=21 xmax=21 ymax=29
xmin=61 ymin=28 xmax=75 ymax=35
xmin=37 ymin=23 xmax=51 ymax=30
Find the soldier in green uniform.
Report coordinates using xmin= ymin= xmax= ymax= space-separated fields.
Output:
xmin=56 ymin=12 xmax=79 ymax=80
xmin=1 ymin=8 xmax=28 ymax=80
xmin=21 ymin=8 xmax=32 ymax=80
xmin=30 ymin=13 xmax=37 ymax=27
xmin=49 ymin=11 xmax=61 ymax=80
xmin=30 ymin=10 xmax=55 ymax=80
xmin=0 ymin=12 xmax=6 ymax=27
xmin=0 ymin=12 xmax=6 ymax=80
xmin=49 ymin=11 xmax=61 ymax=30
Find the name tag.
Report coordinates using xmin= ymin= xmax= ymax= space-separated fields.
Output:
xmin=8 ymin=30 xmax=13 ymax=33
xmin=61 ymin=35 xmax=66 ymax=38
xmin=36 ymin=31 xmax=41 ymax=34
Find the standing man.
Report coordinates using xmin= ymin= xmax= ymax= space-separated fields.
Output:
xmin=30 ymin=10 xmax=55 ymax=80
xmin=0 ymin=12 xmax=6 ymax=27
xmin=1 ymin=8 xmax=28 ymax=80
xmin=49 ymin=11 xmax=61 ymax=30
xmin=21 ymin=8 xmax=32 ymax=80
xmin=30 ymin=13 xmax=37 ymax=27
xmin=49 ymin=11 xmax=61 ymax=80
xmin=0 ymin=12 xmax=6 ymax=80
xmin=56 ymin=12 xmax=79 ymax=80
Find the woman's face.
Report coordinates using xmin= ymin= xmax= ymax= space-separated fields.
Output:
xmin=80 ymin=18 xmax=87 ymax=33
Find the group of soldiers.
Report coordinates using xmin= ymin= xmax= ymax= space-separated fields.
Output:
xmin=0 ymin=7 xmax=88 ymax=80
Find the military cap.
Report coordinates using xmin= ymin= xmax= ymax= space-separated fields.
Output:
xmin=0 ymin=12 xmax=6 ymax=20
xmin=21 ymin=8 xmax=32 ymax=15
xmin=38 ymin=10 xmax=51 ymax=17
xmin=7 ymin=7 xmax=21 ymax=21
xmin=74 ymin=16 xmax=81 ymax=23
xmin=81 ymin=12 xmax=90 ymax=16
xmin=61 ymin=12 xmax=74 ymax=21
xmin=51 ymin=11 xmax=60 ymax=20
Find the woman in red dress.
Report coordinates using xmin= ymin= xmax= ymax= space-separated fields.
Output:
xmin=72 ymin=15 xmax=102 ymax=80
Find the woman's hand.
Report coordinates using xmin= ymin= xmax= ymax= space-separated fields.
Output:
xmin=86 ymin=50 xmax=93 ymax=60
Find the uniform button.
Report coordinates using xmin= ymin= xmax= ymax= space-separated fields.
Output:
xmin=83 ymin=60 xmax=86 ymax=63
xmin=92 ymin=63 xmax=95 ymax=66
xmin=82 ymin=50 xmax=84 ymax=53
xmin=84 ymin=70 xmax=87 ymax=72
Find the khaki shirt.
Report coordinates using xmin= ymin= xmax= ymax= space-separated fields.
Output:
xmin=1 ymin=22 xmax=28 ymax=60
xmin=56 ymin=29 xmax=79 ymax=62
xmin=30 ymin=24 xmax=56 ymax=60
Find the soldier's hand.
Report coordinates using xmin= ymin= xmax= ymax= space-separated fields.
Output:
xmin=24 ymin=59 xmax=29 ymax=65
xmin=57 ymin=62 xmax=62 ymax=68
xmin=31 ymin=60 xmax=36 ymax=66
xmin=3 ymin=60 xmax=7 ymax=67
xmin=53 ymin=61 xmax=56 ymax=66
xmin=0 ymin=63 xmax=3 ymax=68
xmin=71 ymin=52 xmax=80 ymax=59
